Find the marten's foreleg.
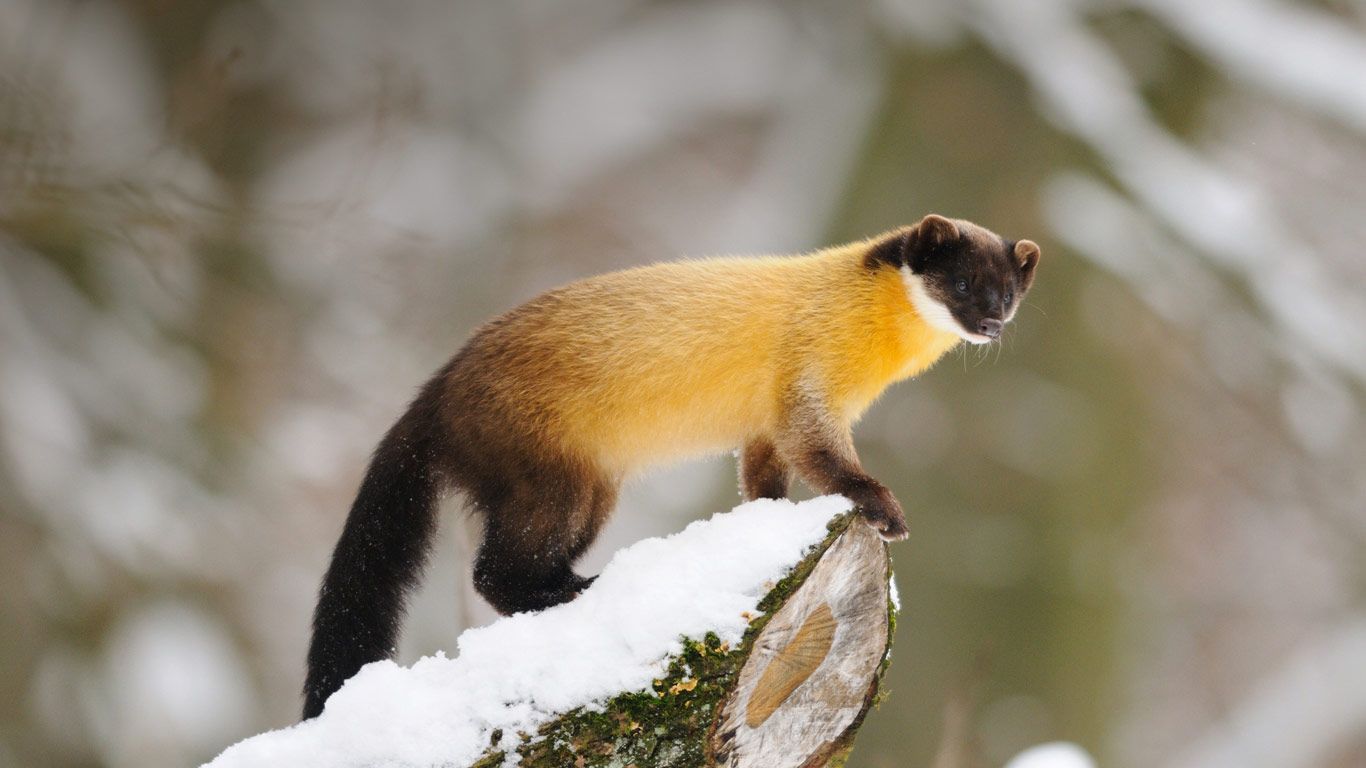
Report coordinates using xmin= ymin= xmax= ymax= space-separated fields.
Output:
xmin=777 ymin=380 xmax=909 ymax=540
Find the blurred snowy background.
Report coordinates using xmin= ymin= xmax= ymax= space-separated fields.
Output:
xmin=1 ymin=1 xmax=1364 ymax=766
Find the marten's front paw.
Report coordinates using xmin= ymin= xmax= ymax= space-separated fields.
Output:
xmin=861 ymin=504 xmax=909 ymax=541
xmin=843 ymin=481 xmax=909 ymax=541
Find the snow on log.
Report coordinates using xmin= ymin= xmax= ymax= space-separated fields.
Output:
xmin=204 ymin=495 xmax=896 ymax=768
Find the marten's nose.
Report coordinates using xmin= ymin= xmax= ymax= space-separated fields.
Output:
xmin=978 ymin=318 xmax=1003 ymax=338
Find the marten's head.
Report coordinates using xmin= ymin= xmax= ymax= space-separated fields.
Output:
xmin=870 ymin=214 xmax=1041 ymax=344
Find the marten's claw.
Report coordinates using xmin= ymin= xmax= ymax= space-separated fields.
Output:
xmin=860 ymin=509 xmax=909 ymax=541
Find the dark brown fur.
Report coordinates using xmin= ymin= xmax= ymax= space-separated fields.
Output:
xmin=912 ymin=218 xmax=1038 ymax=336
xmin=741 ymin=437 xmax=791 ymax=500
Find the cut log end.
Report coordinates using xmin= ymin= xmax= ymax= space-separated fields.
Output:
xmin=710 ymin=518 xmax=892 ymax=768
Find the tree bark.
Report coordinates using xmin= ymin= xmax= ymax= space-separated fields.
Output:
xmin=476 ymin=512 xmax=896 ymax=768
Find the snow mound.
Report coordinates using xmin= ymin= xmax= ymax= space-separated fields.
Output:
xmin=205 ymin=495 xmax=852 ymax=768
xmin=1005 ymin=742 xmax=1097 ymax=768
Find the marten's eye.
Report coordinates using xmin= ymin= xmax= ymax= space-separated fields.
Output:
xmin=1004 ymin=291 xmax=1014 ymax=306
xmin=954 ymin=279 xmax=969 ymax=295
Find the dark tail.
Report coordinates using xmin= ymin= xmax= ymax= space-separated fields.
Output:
xmin=302 ymin=386 xmax=446 ymax=719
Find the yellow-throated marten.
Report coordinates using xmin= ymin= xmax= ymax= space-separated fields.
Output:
xmin=303 ymin=214 xmax=1041 ymax=718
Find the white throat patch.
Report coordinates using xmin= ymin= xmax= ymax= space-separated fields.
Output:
xmin=899 ymin=266 xmax=990 ymax=344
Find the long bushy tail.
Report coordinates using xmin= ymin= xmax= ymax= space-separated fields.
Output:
xmin=302 ymin=389 xmax=446 ymax=719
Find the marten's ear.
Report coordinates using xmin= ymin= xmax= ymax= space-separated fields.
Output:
xmin=915 ymin=214 xmax=959 ymax=249
xmin=1015 ymin=239 xmax=1040 ymax=289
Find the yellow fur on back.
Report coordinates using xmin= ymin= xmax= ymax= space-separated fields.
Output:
xmin=479 ymin=235 xmax=962 ymax=474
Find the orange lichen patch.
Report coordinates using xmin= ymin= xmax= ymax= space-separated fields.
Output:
xmin=745 ymin=602 xmax=837 ymax=728
xmin=668 ymin=678 xmax=698 ymax=695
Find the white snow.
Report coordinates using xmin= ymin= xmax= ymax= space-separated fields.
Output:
xmin=1005 ymin=742 xmax=1096 ymax=768
xmin=204 ymin=495 xmax=852 ymax=768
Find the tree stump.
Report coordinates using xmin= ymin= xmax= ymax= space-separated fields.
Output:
xmin=487 ymin=513 xmax=896 ymax=768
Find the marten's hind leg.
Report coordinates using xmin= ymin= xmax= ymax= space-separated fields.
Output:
xmin=470 ymin=459 xmax=616 ymax=615
xmin=740 ymin=436 xmax=791 ymax=501
xmin=563 ymin=480 xmax=617 ymax=568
